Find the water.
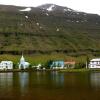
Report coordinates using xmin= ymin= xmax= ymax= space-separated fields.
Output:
xmin=0 ymin=71 xmax=100 ymax=100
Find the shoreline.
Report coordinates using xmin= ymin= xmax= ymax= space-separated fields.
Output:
xmin=0 ymin=69 xmax=60 ymax=73
xmin=0 ymin=68 xmax=100 ymax=73
xmin=59 ymin=68 xmax=100 ymax=72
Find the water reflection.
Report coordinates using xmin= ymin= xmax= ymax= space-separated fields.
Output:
xmin=34 ymin=71 xmax=52 ymax=86
xmin=19 ymin=72 xmax=29 ymax=94
xmin=29 ymin=71 xmax=64 ymax=88
xmin=36 ymin=71 xmax=45 ymax=84
xmin=51 ymin=71 xmax=64 ymax=86
xmin=0 ymin=72 xmax=100 ymax=100
xmin=0 ymin=73 xmax=13 ymax=89
xmin=90 ymin=72 xmax=100 ymax=89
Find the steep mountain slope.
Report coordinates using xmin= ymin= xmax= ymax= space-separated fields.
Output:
xmin=0 ymin=4 xmax=100 ymax=55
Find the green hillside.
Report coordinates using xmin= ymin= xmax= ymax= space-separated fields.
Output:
xmin=0 ymin=4 xmax=100 ymax=57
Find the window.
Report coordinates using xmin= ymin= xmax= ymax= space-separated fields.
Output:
xmin=92 ymin=61 xmax=94 ymax=64
xmin=92 ymin=65 xmax=94 ymax=67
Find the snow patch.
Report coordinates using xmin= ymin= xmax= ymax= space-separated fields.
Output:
xmin=46 ymin=13 xmax=49 ymax=16
xmin=36 ymin=23 xmax=39 ymax=26
xmin=56 ymin=28 xmax=60 ymax=32
xmin=40 ymin=26 xmax=42 ymax=29
xmin=64 ymin=8 xmax=72 ymax=12
xmin=76 ymin=13 xmax=79 ymax=15
xmin=67 ymin=8 xmax=72 ymax=12
xmin=20 ymin=8 xmax=31 ymax=12
xmin=76 ymin=21 xmax=79 ymax=23
xmin=64 ymin=9 xmax=67 ymax=12
xmin=47 ymin=5 xmax=55 ymax=11
xmin=25 ymin=16 xmax=28 ymax=19
xmin=20 ymin=24 xmax=23 ymax=26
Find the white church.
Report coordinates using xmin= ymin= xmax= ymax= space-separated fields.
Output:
xmin=19 ymin=54 xmax=30 ymax=69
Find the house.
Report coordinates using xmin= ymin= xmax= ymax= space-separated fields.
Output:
xmin=36 ymin=64 xmax=42 ymax=70
xmin=32 ymin=64 xmax=46 ymax=70
xmin=0 ymin=61 xmax=13 ymax=70
xmin=50 ymin=60 xmax=64 ymax=69
xmin=64 ymin=60 xmax=75 ymax=69
xmin=88 ymin=58 xmax=100 ymax=68
xmin=19 ymin=54 xmax=30 ymax=69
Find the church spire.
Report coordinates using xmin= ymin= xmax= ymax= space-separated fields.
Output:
xmin=20 ymin=53 xmax=25 ymax=62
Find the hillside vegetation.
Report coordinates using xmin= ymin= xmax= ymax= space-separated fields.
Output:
xmin=0 ymin=4 xmax=100 ymax=57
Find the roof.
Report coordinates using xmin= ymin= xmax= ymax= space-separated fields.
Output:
xmin=64 ymin=61 xmax=75 ymax=64
xmin=1 ymin=61 xmax=13 ymax=63
xmin=90 ymin=58 xmax=100 ymax=62
xmin=20 ymin=54 xmax=25 ymax=61
xmin=24 ymin=62 xmax=30 ymax=65
xmin=52 ymin=60 xmax=64 ymax=62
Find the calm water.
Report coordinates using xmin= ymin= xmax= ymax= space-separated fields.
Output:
xmin=0 ymin=71 xmax=100 ymax=100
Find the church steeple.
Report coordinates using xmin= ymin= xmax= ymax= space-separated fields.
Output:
xmin=20 ymin=53 xmax=25 ymax=63
xmin=19 ymin=53 xmax=29 ymax=69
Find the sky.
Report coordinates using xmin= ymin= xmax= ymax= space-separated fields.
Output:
xmin=0 ymin=0 xmax=100 ymax=15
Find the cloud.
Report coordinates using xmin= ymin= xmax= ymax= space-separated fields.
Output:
xmin=0 ymin=0 xmax=100 ymax=14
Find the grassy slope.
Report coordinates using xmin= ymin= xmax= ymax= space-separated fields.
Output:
xmin=0 ymin=54 xmax=94 ymax=65
xmin=0 ymin=5 xmax=100 ymax=57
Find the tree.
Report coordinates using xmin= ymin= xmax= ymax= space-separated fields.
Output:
xmin=75 ymin=62 xmax=86 ymax=69
xmin=45 ymin=60 xmax=53 ymax=69
xmin=86 ymin=56 xmax=90 ymax=69
xmin=13 ymin=63 xmax=18 ymax=69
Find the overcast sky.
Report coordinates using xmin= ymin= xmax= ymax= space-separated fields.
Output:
xmin=0 ymin=0 xmax=100 ymax=15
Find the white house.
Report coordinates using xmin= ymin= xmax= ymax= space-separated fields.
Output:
xmin=32 ymin=64 xmax=42 ymax=70
xmin=19 ymin=54 xmax=30 ymax=69
xmin=89 ymin=58 xmax=100 ymax=68
xmin=0 ymin=61 xmax=13 ymax=70
xmin=36 ymin=64 xmax=42 ymax=70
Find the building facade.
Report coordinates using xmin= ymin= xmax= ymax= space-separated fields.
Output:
xmin=89 ymin=58 xmax=100 ymax=68
xmin=50 ymin=60 xmax=64 ymax=69
xmin=64 ymin=61 xmax=75 ymax=68
xmin=0 ymin=61 xmax=13 ymax=70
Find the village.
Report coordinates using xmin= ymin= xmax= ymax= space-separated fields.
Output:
xmin=0 ymin=54 xmax=100 ymax=71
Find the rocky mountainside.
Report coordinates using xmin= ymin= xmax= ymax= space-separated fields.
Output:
xmin=0 ymin=4 xmax=100 ymax=55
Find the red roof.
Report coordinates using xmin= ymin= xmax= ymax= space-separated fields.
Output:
xmin=64 ymin=61 xmax=75 ymax=65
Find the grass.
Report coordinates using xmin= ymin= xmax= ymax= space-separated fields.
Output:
xmin=0 ymin=6 xmax=100 ymax=65
xmin=60 ymin=68 xmax=100 ymax=73
xmin=0 ymin=5 xmax=100 ymax=55
xmin=0 ymin=53 xmax=94 ymax=65
xmin=60 ymin=68 xmax=91 ymax=72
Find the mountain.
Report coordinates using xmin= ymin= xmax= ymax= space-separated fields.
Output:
xmin=37 ymin=4 xmax=75 ymax=12
xmin=0 ymin=4 xmax=100 ymax=56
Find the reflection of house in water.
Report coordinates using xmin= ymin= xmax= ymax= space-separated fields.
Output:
xmin=19 ymin=72 xmax=29 ymax=93
xmin=35 ymin=71 xmax=48 ymax=85
xmin=51 ymin=71 xmax=64 ymax=86
xmin=0 ymin=73 xmax=13 ymax=89
xmin=90 ymin=73 xmax=100 ymax=89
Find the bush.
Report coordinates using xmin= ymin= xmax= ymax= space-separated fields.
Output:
xmin=44 ymin=60 xmax=53 ymax=69
xmin=75 ymin=62 xmax=86 ymax=69
xmin=13 ymin=63 xmax=18 ymax=69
